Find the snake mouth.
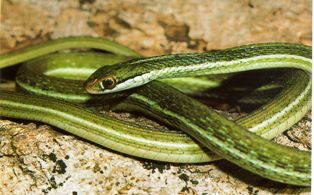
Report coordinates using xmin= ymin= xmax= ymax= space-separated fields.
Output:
xmin=84 ymin=79 xmax=101 ymax=94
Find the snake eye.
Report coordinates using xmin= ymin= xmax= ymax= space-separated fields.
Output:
xmin=100 ymin=76 xmax=116 ymax=90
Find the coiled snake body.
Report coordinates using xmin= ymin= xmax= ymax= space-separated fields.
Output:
xmin=0 ymin=37 xmax=311 ymax=186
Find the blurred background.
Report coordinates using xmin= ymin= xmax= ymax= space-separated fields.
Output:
xmin=1 ymin=0 xmax=311 ymax=54
xmin=0 ymin=0 xmax=312 ymax=194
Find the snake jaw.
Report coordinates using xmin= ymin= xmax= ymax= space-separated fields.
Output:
xmin=84 ymin=78 xmax=102 ymax=94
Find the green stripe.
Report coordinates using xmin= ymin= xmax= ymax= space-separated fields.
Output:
xmin=0 ymin=37 xmax=311 ymax=186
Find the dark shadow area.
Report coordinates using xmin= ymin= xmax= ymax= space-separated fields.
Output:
xmin=192 ymin=69 xmax=288 ymax=112
xmin=0 ymin=64 xmax=20 ymax=81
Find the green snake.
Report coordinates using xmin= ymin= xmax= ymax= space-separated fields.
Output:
xmin=0 ymin=37 xmax=311 ymax=186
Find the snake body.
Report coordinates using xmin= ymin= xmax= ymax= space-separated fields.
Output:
xmin=0 ymin=37 xmax=311 ymax=186
xmin=11 ymin=52 xmax=291 ymax=163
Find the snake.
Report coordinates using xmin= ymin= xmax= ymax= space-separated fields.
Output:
xmin=0 ymin=36 xmax=311 ymax=186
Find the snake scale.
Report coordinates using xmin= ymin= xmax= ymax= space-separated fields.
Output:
xmin=0 ymin=37 xmax=311 ymax=186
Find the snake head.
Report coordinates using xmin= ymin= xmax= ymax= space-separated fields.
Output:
xmin=84 ymin=57 xmax=156 ymax=94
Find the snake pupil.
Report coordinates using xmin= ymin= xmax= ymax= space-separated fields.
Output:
xmin=101 ymin=77 xmax=116 ymax=89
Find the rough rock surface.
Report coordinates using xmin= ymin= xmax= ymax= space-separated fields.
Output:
xmin=0 ymin=0 xmax=311 ymax=194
